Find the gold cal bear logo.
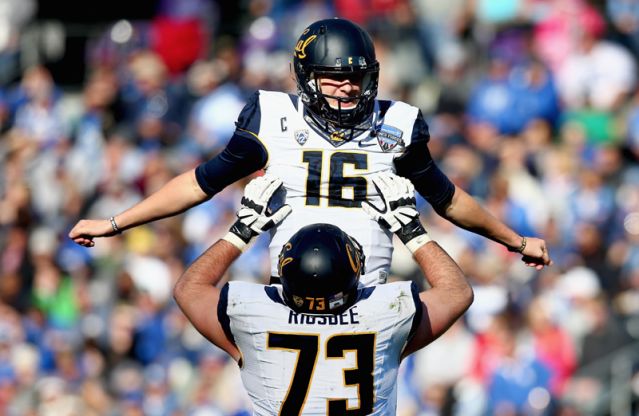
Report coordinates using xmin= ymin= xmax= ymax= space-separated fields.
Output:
xmin=294 ymin=29 xmax=317 ymax=59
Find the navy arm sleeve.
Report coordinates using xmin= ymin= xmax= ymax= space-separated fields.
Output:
xmin=195 ymin=91 xmax=268 ymax=196
xmin=217 ymin=283 xmax=236 ymax=346
xmin=406 ymin=282 xmax=423 ymax=344
xmin=394 ymin=110 xmax=455 ymax=212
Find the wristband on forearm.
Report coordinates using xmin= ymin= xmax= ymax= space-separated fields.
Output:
xmin=223 ymin=232 xmax=249 ymax=251
xmin=109 ymin=217 xmax=121 ymax=234
xmin=405 ymin=234 xmax=432 ymax=253
xmin=397 ymin=220 xmax=431 ymax=254
xmin=508 ymin=236 xmax=527 ymax=253
xmin=223 ymin=221 xmax=257 ymax=251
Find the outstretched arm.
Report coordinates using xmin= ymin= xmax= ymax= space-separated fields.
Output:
xmin=362 ymin=172 xmax=472 ymax=355
xmin=69 ymin=168 xmax=208 ymax=247
xmin=443 ymin=185 xmax=551 ymax=269
xmin=69 ymin=130 xmax=269 ymax=247
xmin=395 ymin=131 xmax=552 ymax=270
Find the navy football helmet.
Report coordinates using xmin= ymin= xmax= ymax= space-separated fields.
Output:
xmin=278 ymin=223 xmax=365 ymax=314
xmin=293 ymin=18 xmax=379 ymax=128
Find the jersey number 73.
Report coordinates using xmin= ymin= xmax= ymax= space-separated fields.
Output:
xmin=267 ymin=332 xmax=376 ymax=415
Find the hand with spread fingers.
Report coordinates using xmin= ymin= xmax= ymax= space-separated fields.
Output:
xmin=223 ymin=174 xmax=293 ymax=251
xmin=362 ymin=171 xmax=431 ymax=254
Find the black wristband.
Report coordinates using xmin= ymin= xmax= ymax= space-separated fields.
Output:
xmin=396 ymin=219 xmax=428 ymax=245
xmin=229 ymin=221 xmax=256 ymax=244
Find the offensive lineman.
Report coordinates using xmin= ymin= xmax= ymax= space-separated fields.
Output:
xmin=173 ymin=172 xmax=474 ymax=415
xmin=70 ymin=18 xmax=552 ymax=285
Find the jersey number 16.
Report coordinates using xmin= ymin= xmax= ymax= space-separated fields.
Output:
xmin=303 ymin=151 xmax=368 ymax=208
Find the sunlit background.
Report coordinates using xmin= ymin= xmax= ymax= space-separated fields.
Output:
xmin=1 ymin=0 xmax=639 ymax=415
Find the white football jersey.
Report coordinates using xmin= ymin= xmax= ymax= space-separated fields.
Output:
xmin=220 ymin=281 xmax=420 ymax=416
xmin=254 ymin=90 xmax=419 ymax=286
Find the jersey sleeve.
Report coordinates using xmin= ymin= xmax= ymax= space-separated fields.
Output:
xmin=394 ymin=110 xmax=455 ymax=212
xmin=235 ymin=90 xmax=262 ymax=133
xmin=406 ymin=282 xmax=423 ymax=344
xmin=194 ymin=91 xmax=268 ymax=196
xmin=217 ymin=283 xmax=236 ymax=346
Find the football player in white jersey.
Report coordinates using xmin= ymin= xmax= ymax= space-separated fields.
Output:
xmin=69 ymin=18 xmax=552 ymax=285
xmin=174 ymin=173 xmax=474 ymax=415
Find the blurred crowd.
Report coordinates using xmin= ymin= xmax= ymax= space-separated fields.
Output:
xmin=1 ymin=0 xmax=639 ymax=415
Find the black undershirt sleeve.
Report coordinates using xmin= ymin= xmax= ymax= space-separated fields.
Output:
xmin=394 ymin=111 xmax=455 ymax=212
xmin=195 ymin=133 xmax=267 ymax=196
xmin=406 ymin=282 xmax=423 ymax=344
xmin=217 ymin=283 xmax=236 ymax=346
xmin=194 ymin=91 xmax=268 ymax=196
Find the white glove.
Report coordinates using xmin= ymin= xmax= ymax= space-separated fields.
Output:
xmin=224 ymin=175 xmax=292 ymax=251
xmin=362 ymin=171 xmax=430 ymax=253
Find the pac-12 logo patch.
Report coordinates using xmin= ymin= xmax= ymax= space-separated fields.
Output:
xmin=376 ymin=124 xmax=404 ymax=152
xmin=294 ymin=129 xmax=309 ymax=145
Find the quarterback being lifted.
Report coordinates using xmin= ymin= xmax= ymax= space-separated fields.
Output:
xmin=69 ymin=18 xmax=552 ymax=284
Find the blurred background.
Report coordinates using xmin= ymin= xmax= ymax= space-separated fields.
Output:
xmin=1 ymin=0 xmax=639 ymax=415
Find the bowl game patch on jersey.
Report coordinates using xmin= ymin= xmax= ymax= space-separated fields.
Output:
xmin=376 ymin=124 xmax=404 ymax=152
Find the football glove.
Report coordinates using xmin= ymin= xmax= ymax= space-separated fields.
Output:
xmin=224 ymin=174 xmax=292 ymax=251
xmin=362 ymin=171 xmax=431 ymax=253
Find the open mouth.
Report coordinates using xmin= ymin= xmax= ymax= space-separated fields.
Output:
xmin=324 ymin=94 xmax=359 ymax=110
xmin=329 ymin=101 xmax=357 ymax=110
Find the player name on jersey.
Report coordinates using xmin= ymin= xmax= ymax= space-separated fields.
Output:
xmin=288 ymin=307 xmax=360 ymax=325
